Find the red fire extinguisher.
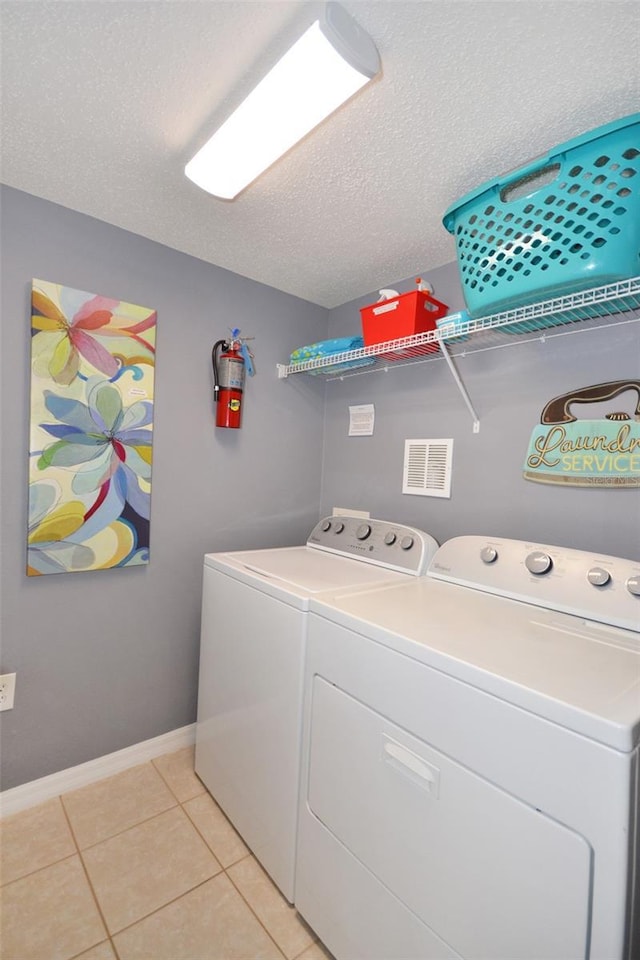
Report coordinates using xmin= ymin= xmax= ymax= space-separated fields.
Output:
xmin=212 ymin=335 xmax=246 ymax=428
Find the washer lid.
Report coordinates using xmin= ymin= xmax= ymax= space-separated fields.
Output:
xmin=204 ymin=546 xmax=409 ymax=608
xmin=309 ymin=578 xmax=640 ymax=751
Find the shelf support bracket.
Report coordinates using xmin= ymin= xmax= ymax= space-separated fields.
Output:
xmin=439 ymin=342 xmax=480 ymax=433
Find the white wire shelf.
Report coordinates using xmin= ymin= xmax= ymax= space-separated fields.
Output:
xmin=277 ymin=277 xmax=640 ymax=381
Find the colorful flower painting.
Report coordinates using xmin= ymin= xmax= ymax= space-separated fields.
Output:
xmin=27 ymin=280 xmax=157 ymax=575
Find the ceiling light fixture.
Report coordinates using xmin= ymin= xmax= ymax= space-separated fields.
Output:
xmin=185 ymin=2 xmax=380 ymax=200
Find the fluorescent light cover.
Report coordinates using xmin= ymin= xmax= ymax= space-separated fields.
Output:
xmin=185 ymin=9 xmax=379 ymax=199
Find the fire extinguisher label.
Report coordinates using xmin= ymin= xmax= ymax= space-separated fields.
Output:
xmin=219 ymin=358 xmax=244 ymax=391
xmin=229 ymin=399 xmax=241 ymax=412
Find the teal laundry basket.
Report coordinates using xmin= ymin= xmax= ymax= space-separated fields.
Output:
xmin=443 ymin=113 xmax=640 ymax=322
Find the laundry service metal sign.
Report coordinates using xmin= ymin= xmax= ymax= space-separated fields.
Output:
xmin=524 ymin=380 xmax=640 ymax=487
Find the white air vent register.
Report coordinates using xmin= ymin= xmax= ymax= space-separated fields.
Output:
xmin=402 ymin=439 xmax=453 ymax=498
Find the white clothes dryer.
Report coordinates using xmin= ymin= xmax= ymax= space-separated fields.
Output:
xmin=194 ymin=515 xmax=438 ymax=902
xmin=295 ymin=535 xmax=640 ymax=960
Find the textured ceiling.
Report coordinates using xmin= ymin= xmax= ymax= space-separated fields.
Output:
xmin=1 ymin=1 xmax=638 ymax=308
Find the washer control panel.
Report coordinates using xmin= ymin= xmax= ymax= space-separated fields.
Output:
xmin=429 ymin=535 xmax=640 ymax=632
xmin=308 ymin=516 xmax=439 ymax=576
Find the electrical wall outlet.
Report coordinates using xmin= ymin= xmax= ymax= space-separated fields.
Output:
xmin=0 ymin=673 xmax=16 ymax=711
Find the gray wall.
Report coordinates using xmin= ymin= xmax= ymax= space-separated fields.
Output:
xmin=0 ymin=186 xmax=328 ymax=790
xmin=2 ymin=187 xmax=639 ymax=793
xmin=322 ymin=262 xmax=640 ymax=560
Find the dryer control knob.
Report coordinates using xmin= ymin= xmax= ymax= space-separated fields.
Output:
xmin=334 ymin=522 xmax=345 ymax=534
xmin=587 ymin=567 xmax=611 ymax=587
xmin=626 ymin=575 xmax=640 ymax=597
xmin=400 ymin=536 xmax=414 ymax=551
xmin=525 ymin=551 xmax=553 ymax=575
xmin=384 ymin=532 xmax=397 ymax=545
xmin=480 ymin=546 xmax=498 ymax=564
xmin=356 ymin=523 xmax=372 ymax=541
xmin=321 ymin=520 xmax=332 ymax=532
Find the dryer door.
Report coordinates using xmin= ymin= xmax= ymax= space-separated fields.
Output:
xmin=306 ymin=676 xmax=592 ymax=960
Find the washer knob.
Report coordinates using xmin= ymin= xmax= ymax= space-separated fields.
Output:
xmin=626 ymin=575 xmax=640 ymax=597
xmin=480 ymin=546 xmax=498 ymax=564
xmin=384 ymin=532 xmax=397 ymax=546
xmin=321 ymin=520 xmax=331 ymax=532
xmin=334 ymin=521 xmax=345 ymax=534
xmin=400 ymin=536 xmax=414 ymax=551
xmin=525 ymin=551 xmax=553 ymax=575
xmin=356 ymin=523 xmax=372 ymax=541
xmin=587 ymin=567 xmax=611 ymax=587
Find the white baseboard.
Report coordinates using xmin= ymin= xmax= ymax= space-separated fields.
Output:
xmin=0 ymin=723 xmax=196 ymax=818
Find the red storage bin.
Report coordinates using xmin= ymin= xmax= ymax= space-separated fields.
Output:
xmin=360 ymin=290 xmax=448 ymax=346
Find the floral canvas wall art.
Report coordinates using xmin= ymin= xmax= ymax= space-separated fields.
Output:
xmin=27 ymin=280 xmax=157 ymax=575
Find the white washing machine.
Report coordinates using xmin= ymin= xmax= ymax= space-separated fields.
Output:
xmin=295 ymin=535 xmax=640 ymax=960
xmin=194 ymin=515 xmax=439 ymax=902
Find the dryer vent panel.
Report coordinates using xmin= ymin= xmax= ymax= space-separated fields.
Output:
xmin=402 ymin=439 xmax=453 ymax=498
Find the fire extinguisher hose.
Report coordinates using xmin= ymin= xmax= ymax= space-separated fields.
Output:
xmin=212 ymin=339 xmax=227 ymax=402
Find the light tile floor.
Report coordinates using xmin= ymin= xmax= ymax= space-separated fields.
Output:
xmin=0 ymin=747 xmax=334 ymax=960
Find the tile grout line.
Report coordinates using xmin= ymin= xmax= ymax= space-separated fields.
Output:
xmin=57 ymin=756 xmax=201 ymax=857
xmin=169 ymin=785 xmax=299 ymax=958
xmin=209 ymin=797 xmax=320 ymax=960
xmin=65 ymin=794 xmax=224 ymax=949
xmin=169 ymin=787 xmax=279 ymax=944
xmin=57 ymin=758 xmax=253 ymax=952
xmin=0 ymin=850 xmax=79 ymax=890
xmin=67 ymin=936 xmax=121 ymax=960
xmin=1 ymin=749 xmax=329 ymax=959
xmin=0 ymin=787 xmax=179 ymax=886
xmin=178 ymin=807 xmax=253 ymax=872
xmin=157 ymin=769 xmax=306 ymax=960
xmin=0 ymin=771 xmax=254 ymax=949
xmin=149 ymin=755 xmax=199 ymax=802
xmin=204 ymin=819 xmax=326 ymax=960
xmin=103 ymin=872 xmax=224 ymax=941
xmin=60 ymin=793 xmax=180 ymax=854
xmin=223 ymin=861 xmax=293 ymax=960
xmin=58 ymin=794 xmax=120 ymax=960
